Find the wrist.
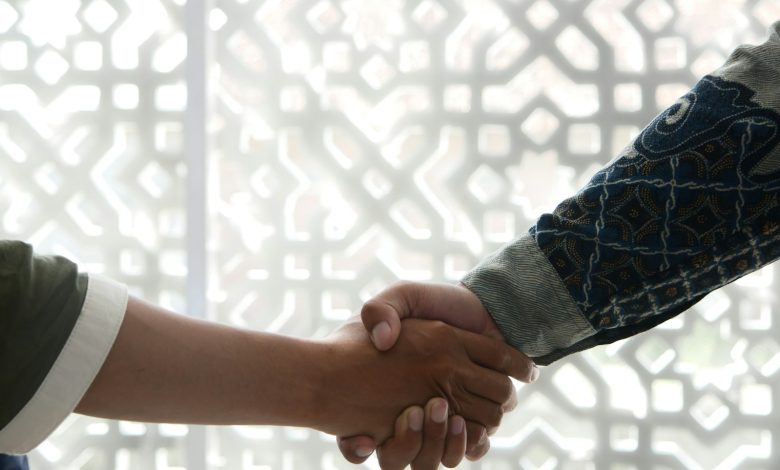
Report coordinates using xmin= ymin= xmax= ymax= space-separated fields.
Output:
xmin=304 ymin=336 xmax=366 ymax=435
xmin=302 ymin=339 xmax=336 ymax=431
xmin=456 ymin=283 xmax=503 ymax=341
xmin=240 ymin=332 xmax=325 ymax=429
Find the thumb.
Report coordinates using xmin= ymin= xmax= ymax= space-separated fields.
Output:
xmin=361 ymin=297 xmax=404 ymax=351
xmin=362 ymin=281 xmax=494 ymax=351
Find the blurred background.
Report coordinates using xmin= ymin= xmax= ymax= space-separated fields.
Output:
xmin=1 ymin=0 xmax=778 ymax=468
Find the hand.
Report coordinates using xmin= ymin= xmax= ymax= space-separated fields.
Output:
xmin=348 ymin=281 xmax=539 ymax=462
xmin=360 ymin=282 xmax=539 ymax=382
xmin=314 ymin=319 xmax=532 ymax=443
xmin=361 ymin=281 xmax=507 ymax=352
xmin=338 ymin=397 xmax=487 ymax=469
xmin=337 ymin=387 xmax=515 ymax=466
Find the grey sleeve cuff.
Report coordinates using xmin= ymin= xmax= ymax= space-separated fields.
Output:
xmin=461 ymin=234 xmax=595 ymax=364
xmin=714 ymin=21 xmax=780 ymax=177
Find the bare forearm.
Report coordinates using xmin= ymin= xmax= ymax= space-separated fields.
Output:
xmin=75 ymin=296 xmax=322 ymax=428
xmin=75 ymin=297 xmax=526 ymax=444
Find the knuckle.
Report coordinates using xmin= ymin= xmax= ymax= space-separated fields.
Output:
xmin=500 ymin=375 xmax=514 ymax=402
xmin=500 ymin=350 xmax=513 ymax=372
xmin=487 ymin=405 xmax=503 ymax=428
xmin=390 ymin=279 xmax=415 ymax=292
xmin=360 ymin=298 xmax=383 ymax=317
xmin=448 ymin=397 xmax=464 ymax=417
xmin=503 ymin=392 xmax=518 ymax=412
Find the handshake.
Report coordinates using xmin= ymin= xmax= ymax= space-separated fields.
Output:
xmin=73 ymin=281 xmax=537 ymax=470
xmin=322 ymin=281 xmax=539 ymax=469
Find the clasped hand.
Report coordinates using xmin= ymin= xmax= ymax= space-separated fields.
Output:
xmin=320 ymin=303 xmax=534 ymax=468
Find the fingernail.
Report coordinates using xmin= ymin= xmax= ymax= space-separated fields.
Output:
xmin=408 ymin=408 xmax=423 ymax=432
xmin=530 ymin=365 xmax=540 ymax=383
xmin=431 ymin=399 xmax=448 ymax=424
xmin=355 ymin=446 xmax=374 ymax=458
xmin=371 ymin=322 xmax=390 ymax=346
xmin=450 ymin=416 xmax=465 ymax=435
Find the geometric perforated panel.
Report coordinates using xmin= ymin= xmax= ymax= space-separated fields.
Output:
xmin=2 ymin=0 xmax=776 ymax=468
xmin=1 ymin=0 xmax=188 ymax=468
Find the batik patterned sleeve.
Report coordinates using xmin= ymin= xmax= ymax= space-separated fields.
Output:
xmin=462 ymin=23 xmax=780 ymax=366
xmin=0 ymin=241 xmax=127 ymax=454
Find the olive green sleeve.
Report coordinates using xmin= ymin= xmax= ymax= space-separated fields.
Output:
xmin=0 ymin=241 xmax=128 ymax=454
xmin=0 ymin=241 xmax=88 ymax=429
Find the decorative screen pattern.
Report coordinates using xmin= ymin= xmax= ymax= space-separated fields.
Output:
xmin=0 ymin=0 xmax=190 ymax=468
xmin=1 ymin=0 xmax=778 ymax=468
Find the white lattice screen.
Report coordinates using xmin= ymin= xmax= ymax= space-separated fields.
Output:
xmin=1 ymin=0 xmax=778 ymax=468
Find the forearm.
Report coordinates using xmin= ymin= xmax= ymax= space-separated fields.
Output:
xmin=76 ymin=296 xmax=323 ymax=429
xmin=464 ymin=22 xmax=780 ymax=364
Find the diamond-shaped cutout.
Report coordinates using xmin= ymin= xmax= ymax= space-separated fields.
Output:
xmin=360 ymin=54 xmax=396 ymax=90
xmin=412 ymin=0 xmax=447 ymax=30
xmin=468 ymin=164 xmax=504 ymax=203
xmin=556 ymin=25 xmax=598 ymax=70
xmin=138 ymin=161 xmax=172 ymax=199
xmin=747 ymin=339 xmax=780 ymax=376
xmin=83 ymin=0 xmax=119 ymax=34
xmin=690 ymin=394 xmax=729 ymax=430
xmin=526 ymin=0 xmax=558 ymax=30
xmin=0 ymin=2 xmax=19 ymax=33
xmin=486 ymin=27 xmax=528 ymax=71
xmin=636 ymin=337 xmax=675 ymax=373
xmin=552 ymin=364 xmax=596 ymax=408
xmin=636 ymin=0 xmax=674 ymax=32
xmin=521 ymin=108 xmax=559 ymax=145
xmin=306 ymin=1 xmax=342 ymax=34
xmin=35 ymin=50 xmax=69 ymax=85
xmin=34 ymin=163 xmax=64 ymax=195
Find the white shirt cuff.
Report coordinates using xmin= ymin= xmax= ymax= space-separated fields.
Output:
xmin=0 ymin=274 xmax=128 ymax=454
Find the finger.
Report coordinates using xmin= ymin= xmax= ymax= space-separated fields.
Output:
xmin=452 ymin=392 xmax=504 ymax=433
xmin=464 ymin=421 xmax=486 ymax=456
xmin=503 ymin=384 xmax=518 ymax=413
xmin=362 ymin=281 xmax=487 ymax=351
xmin=409 ymin=399 xmax=448 ymax=470
xmin=337 ymin=435 xmax=377 ymax=464
xmin=463 ymin=367 xmax=514 ymax=405
xmin=466 ymin=423 xmax=490 ymax=462
xmin=466 ymin=435 xmax=490 ymax=461
xmin=361 ymin=298 xmax=404 ymax=351
xmin=411 ymin=398 xmax=449 ymax=470
xmin=441 ymin=415 xmax=466 ymax=468
xmin=454 ymin=328 xmax=539 ymax=383
xmin=377 ymin=405 xmax=425 ymax=470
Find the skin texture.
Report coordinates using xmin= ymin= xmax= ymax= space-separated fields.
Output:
xmin=75 ymin=296 xmax=532 ymax=447
xmin=317 ymin=318 xmax=529 ymax=440
xmin=348 ymin=398 xmax=466 ymax=470
xmin=338 ymin=281 xmax=540 ymax=466
xmin=362 ymin=282 xmax=509 ymax=351
xmin=339 ymin=398 xmax=483 ymax=470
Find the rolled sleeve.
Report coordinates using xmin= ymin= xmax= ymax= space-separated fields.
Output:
xmin=463 ymin=23 xmax=780 ymax=365
xmin=462 ymin=234 xmax=595 ymax=363
xmin=0 ymin=245 xmax=127 ymax=454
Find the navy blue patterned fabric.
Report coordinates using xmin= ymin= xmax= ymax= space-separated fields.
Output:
xmin=0 ymin=455 xmax=28 ymax=470
xmin=531 ymin=75 xmax=780 ymax=332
